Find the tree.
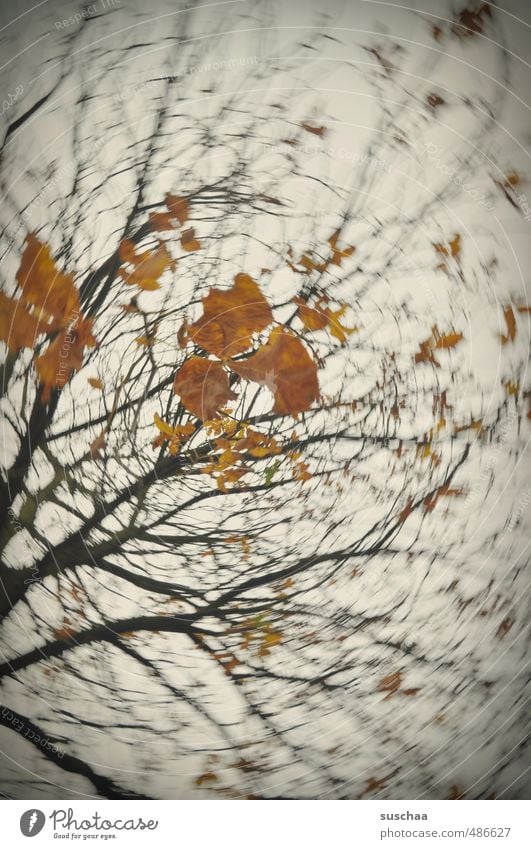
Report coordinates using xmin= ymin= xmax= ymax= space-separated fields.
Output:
xmin=0 ymin=0 xmax=529 ymax=799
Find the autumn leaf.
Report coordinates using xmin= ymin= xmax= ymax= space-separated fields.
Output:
xmin=87 ymin=377 xmax=103 ymax=389
xmin=231 ymin=326 xmax=320 ymax=416
xmin=500 ymin=306 xmax=517 ymax=344
xmin=136 ymin=335 xmax=155 ymax=347
xmin=452 ymin=3 xmax=491 ymax=39
xmin=291 ymin=457 xmax=312 ymax=482
xmin=121 ymin=299 xmax=141 ymax=314
xmin=258 ymin=630 xmax=282 ymax=656
xmin=448 ymin=784 xmax=464 ymax=800
xmin=195 ymin=771 xmax=218 ymax=787
xmin=328 ymin=230 xmax=355 ymax=267
xmin=453 ymin=419 xmax=484 ymax=435
xmin=416 ymin=442 xmax=440 ymax=466
xmin=504 ymin=173 xmax=520 ymax=189
xmin=180 ymin=273 xmax=273 ymax=359
xmin=433 ymin=329 xmax=464 ymax=349
xmin=236 ymin=427 xmax=282 ymax=458
xmin=149 ymin=211 xmax=176 ymax=232
xmin=398 ymin=499 xmax=414 ymax=523
xmin=300 ymin=122 xmax=326 ymax=137
xmin=378 ymin=671 xmax=401 ymax=698
xmin=292 ymin=295 xmax=357 ymax=345
xmin=414 ymin=338 xmax=439 ymax=366
xmin=199 ymin=424 xmax=283 ymax=491
xmin=423 ymin=484 xmax=464 ymax=513
xmin=0 ymin=292 xmax=48 ymax=352
xmin=35 ymin=316 xmax=96 ymax=403
xmin=504 ymin=380 xmax=519 ymax=397
xmin=90 ymin=431 xmax=106 ymax=459
xmin=152 ymin=413 xmax=195 ymax=454
xmin=434 ymin=233 xmax=461 ymax=269
xmin=181 ymin=227 xmax=201 ymax=252
xmin=298 ymin=253 xmax=327 ymax=274
xmin=363 ymin=776 xmax=388 ymax=795
xmin=173 ymin=356 xmax=238 ymax=420
xmin=165 ymin=194 xmax=190 ymax=226
xmin=292 ymin=296 xmax=329 ymax=331
xmin=414 ymin=325 xmax=464 ymax=366
xmin=119 ymin=241 xmax=175 ymax=291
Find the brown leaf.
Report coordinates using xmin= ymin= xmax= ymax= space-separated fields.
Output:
xmin=173 ymin=356 xmax=237 ymax=420
xmin=182 ymin=274 xmax=273 ymax=359
xmin=497 ymin=617 xmax=513 ymax=638
xmin=500 ymin=306 xmax=517 ymax=344
xmin=165 ymin=194 xmax=190 ymax=226
xmin=231 ymin=327 xmax=320 ymax=416
xmin=300 ymin=122 xmax=326 ymax=137
xmin=452 ymin=4 xmax=491 ymax=40
xmin=378 ymin=671 xmax=401 ymax=697
xmin=90 ymin=431 xmax=106 ymax=459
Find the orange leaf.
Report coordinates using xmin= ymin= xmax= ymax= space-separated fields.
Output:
xmin=231 ymin=326 xmax=320 ymax=416
xmin=292 ymin=296 xmax=329 ymax=331
xmin=415 ymin=325 xmax=463 ymax=366
xmin=183 ymin=274 xmax=273 ymax=359
xmin=87 ymin=377 xmax=103 ymax=389
xmin=423 ymin=484 xmax=464 ymax=513
xmin=152 ymin=413 xmax=194 ymax=454
xmin=434 ymin=233 xmax=461 ymax=268
xmin=0 ymin=292 xmax=48 ymax=352
xmin=432 ymin=329 xmax=464 ymax=349
xmin=16 ymin=234 xmax=80 ymax=329
xmin=173 ymin=356 xmax=238 ymax=420
xmin=328 ymin=230 xmax=355 ymax=267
